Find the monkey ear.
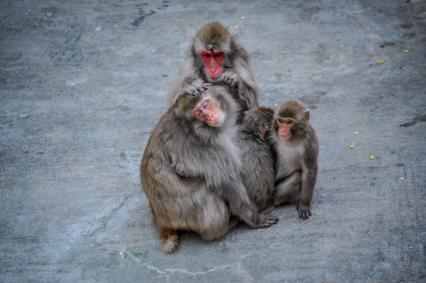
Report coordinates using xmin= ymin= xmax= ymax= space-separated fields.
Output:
xmin=228 ymin=25 xmax=237 ymax=36
xmin=261 ymin=125 xmax=269 ymax=139
xmin=240 ymin=110 xmax=247 ymax=120
xmin=304 ymin=109 xmax=310 ymax=121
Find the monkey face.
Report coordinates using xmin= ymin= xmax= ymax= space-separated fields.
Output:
xmin=200 ymin=50 xmax=225 ymax=79
xmin=276 ymin=117 xmax=295 ymax=141
xmin=192 ymin=95 xmax=225 ymax=127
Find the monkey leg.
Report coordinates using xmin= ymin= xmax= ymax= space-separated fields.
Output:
xmin=273 ymin=172 xmax=302 ymax=206
xmin=159 ymin=228 xmax=179 ymax=254
xmin=190 ymin=193 xmax=237 ymax=241
xmin=199 ymin=216 xmax=240 ymax=241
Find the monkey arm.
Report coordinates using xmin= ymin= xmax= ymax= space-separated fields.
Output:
xmin=234 ymin=58 xmax=259 ymax=109
xmin=299 ymin=161 xmax=317 ymax=207
xmin=218 ymin=179 xmax=278 ymax=228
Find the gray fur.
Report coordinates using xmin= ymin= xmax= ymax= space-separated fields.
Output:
xmin=271 ymin=100 xmax=319 ymax=220
xmin=238 ymin=107 xmax=275 ymax=212
xmin=141 ymin=86 xmax=277 ymax=253
xmin=168 ymin=22 xmax=259 ymax=114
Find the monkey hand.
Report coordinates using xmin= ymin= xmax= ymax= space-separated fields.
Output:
xmin=218 ymin=70 xmax=239 ymax=88
xmin=186 ymin=79 xmax=211 ymax=95
xmin=298 ymin=205 xmax=311 ymax=220
xmin=256 ymin=212 xmax=279 ymax=228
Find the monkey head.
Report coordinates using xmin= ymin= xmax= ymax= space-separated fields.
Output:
xmin=274 ymin=100 xmax=310 ymax=141
xmin=242 ymin=107 xmax=274 ymax=141
xmin=174 ymin=86 xmax=236 ymax=129
xmin=192 ymin=86 xmax=235 ymax=128
xmin=192 ymin=22 xmax=233 ymax=80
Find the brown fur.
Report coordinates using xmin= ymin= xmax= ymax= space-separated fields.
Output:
xmin=271 ymin=100 xmax=319 ymax=220
xmin=169 ymin=22 xmax=259 ymax=119
xmin=238 ymin=107 xmax=275 ymax=211
xmin=141 ymin=86 xmax=278 ymax=253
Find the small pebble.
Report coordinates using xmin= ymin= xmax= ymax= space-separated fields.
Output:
xmin=377 ymin=59 xmax=385 ymax=64
xmin=403 ymin=49 xmax=409 ymax=53
xmin=369 ymin=155 xmax=376 ymax=160
xmin=240 ymin=16 xmax=246 ymax=20
xmin=348 ymin=144 xmax=355 ymax=149
xmin=353 ymin=131 xmax=359 ymax=135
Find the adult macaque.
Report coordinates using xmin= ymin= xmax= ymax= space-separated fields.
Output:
xmin=141 ymin=86 xmax=278 ymax=253
xmin=271 ymin=100 xmax=319 ymax=220
xmin=238 ymin=107 xmax=275 ymax=212
xmin=169 ymin=22 xmax=260 ymax=115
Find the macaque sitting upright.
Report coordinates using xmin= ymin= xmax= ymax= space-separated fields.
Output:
xmin=169 ymin=22 xmax=260 ymax=116
xmin=271 ymin=100 xmax=319 ymax=220
xmin=141 ymin=86 xmax=278 ymax=253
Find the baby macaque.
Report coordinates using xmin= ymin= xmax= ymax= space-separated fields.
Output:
xmin=238 ymin=107 xmax=275 ymax=212
xmin=271 ymin=100 xmax=319 ymax=220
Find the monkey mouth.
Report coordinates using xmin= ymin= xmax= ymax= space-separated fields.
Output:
xmin=205 ymin=66 xmax=223 ymax=79
xmin=279 ymin=129 xmax=291 ymax=140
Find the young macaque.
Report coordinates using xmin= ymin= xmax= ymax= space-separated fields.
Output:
xmin=141 ymin=86 xmax=278 ymax=253
xmin=238 ymin=107 xmax=275 ymax=212
xmin=169 ymin=22 xmax=260 ymax=116
xmin=271 ymin=100 xmax=319 ymax=220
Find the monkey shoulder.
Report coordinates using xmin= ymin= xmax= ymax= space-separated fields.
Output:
xmin=303 ymin=127 xmax=319 ymax=160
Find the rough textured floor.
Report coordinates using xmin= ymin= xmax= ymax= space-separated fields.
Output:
xmin=1 ymin=0 xmax=425 ymax=282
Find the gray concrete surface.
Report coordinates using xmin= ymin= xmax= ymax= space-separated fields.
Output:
xmin=1 ymin=0 xmax=425 ymax=282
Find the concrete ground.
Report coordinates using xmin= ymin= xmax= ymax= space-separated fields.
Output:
xmin=1 ymin=0 xmax=425 ymax=282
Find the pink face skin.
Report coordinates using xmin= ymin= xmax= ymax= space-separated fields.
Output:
xmin=200 ymin=49 xmax=225 ymax=79
xmin=276 ymin=118 xmax=295 ymax=141
xmin=192 ymin=96 xmax=225 ymax=127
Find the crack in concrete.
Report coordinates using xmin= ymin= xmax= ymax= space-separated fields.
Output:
xmin=88 ymin=192 xmax=138 ymax=238
xmin=123 ymin=250 xmax=258 ymax=279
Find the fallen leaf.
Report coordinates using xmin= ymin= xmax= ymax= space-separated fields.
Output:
xmin=348 ymin=144 xmax=355 ymax=149
xmin=403 ymin=49 xmax=409 ymax=53
xmin=399 ymin=22 xmax=413 ymax=29
xmin=378 ymin=59 xmax=385 ymax=64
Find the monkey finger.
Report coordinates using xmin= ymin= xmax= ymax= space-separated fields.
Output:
xmin=257 ymin=213 xmax=279 ymax=228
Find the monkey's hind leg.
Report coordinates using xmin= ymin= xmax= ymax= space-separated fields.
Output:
xmin=273 ymin=172 xmax=301 ymax=206
xmin=160 ymin=228 xmax=179 ymax=254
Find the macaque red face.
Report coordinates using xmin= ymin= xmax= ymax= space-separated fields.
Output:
xmin=276 ymin=117 xmax=295 ymax=141
xmin=200 ymin=49 xmax=225 ymax=79
xmin=192 ymin=95 xmax=225 ymax=127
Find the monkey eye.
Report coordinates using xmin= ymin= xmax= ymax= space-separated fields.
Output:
xmin=213 ymin=51 xmax=225 ymax=58
xmin=277 ymin=118 xmax=285 ymax=125
xmin=200 ymin=50 xmax=212 ymax=59
xmin=285 ymin=120 xmax=294 ymax=126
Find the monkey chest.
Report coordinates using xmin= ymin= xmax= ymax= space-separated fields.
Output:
xmin=276 ymin=143 xmax=304 ymax=176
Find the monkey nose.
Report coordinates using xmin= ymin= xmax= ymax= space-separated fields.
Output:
xmin=207 ymin=44 xmax=214 ymax=51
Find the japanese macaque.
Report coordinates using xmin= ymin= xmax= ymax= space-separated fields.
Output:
xmin=169 ymin=22 xmax=260 ymax=116
xmin=271 ymin=100 xmax=319 ymax=220
xmin=141 ymin=86 xmax=278 ymax=253
xmin=238 ymin=107 xmax=275 ymax=212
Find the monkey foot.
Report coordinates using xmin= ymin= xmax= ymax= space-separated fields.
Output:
xmin=298 ymin=206 xmax=311 ymax=220
xmin=161 ymin=229 xmax=179 ymax=254
xmin=257 ymin=213 xmax=279 ymax=228
xmin=162 ymin=238 xmax=179 ymax=253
